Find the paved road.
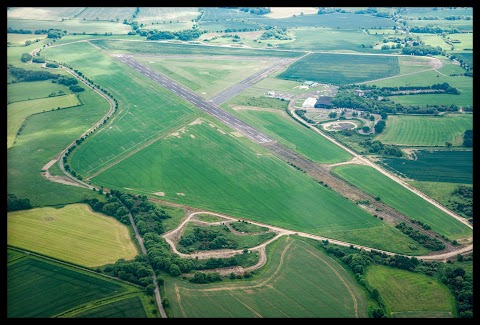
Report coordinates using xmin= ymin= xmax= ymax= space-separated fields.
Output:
xmin=115 ymin=54 xmax=273 ymax=144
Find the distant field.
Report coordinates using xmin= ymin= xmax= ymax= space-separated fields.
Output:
xmin=266 ymin=7 xmax=319 ymax=18
xmin=76 ymin=7 xmax=136 ymax=21
xmin=90 ymin=39 xmax=304 ymax=57
xmin=7 ymin=7 xmax=85 ymax=21
xmin=365 ymin=265 xmax=455 ymax=318
xmin=401 ymin=7 xmax=472 ymax=18
xmin=7 ymin=204 xmax=138 ymax=267
xmin=7 ymin=80 xmax=72 ymax=103
xmin=446 ymin=33 xmax=473 ymax=51
xmin=7 ymin=251 xmax=148 ymax=318
xmin=199 ymin=20 xmax=260 ymax=32
xmin=376 ymin=114 xmax=473 ymax=146
xmin=406 ymin=18 xmax=473 ymax=31
xmin=231 ymin=109 xmax=352 ymax=163
xmin=7 ymin=33 xmax=47 ymax=46
xmin=247 ymin=12 xmax=396 ymax=29
xmin=135 ymin=56 xmax=273 ymax=99
xmin=8 ymin=94 xmax=81 ymax=149
xmin=90 ymin=118 xmax=429 ymax=255
xmin=382 ymin=150 xmax=472 ymax=184
xmin=453 ymin=52 xmax=473 ymax=66
xmin=332 ymin=164 xmax=472 ymax=241
xmin=199 ymin=7 xmax=256 ymax=21
xmin=136 ymin=7 xmax=199 ymax=24
xmin=414 ymin=33 xmax=452 ymax=51
xmin=7 ymin=18 xmax=132 ymax=34
xmin=165 ymin=236 xmax=368 ymax=317
xmin=278 ymin=52 xmax=400 ymax=84
xmin=7 ymin=74 xmax=109 ymax=207
xmin=70 ymin=296 xmax=149 ymax=318
xmin=280 ymin=28 xmax=385 ymax=52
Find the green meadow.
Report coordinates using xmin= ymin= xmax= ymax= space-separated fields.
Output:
xmin=7 ymin=33 xmax=47 ymax=46
xmin=278 ymin=52 xmax=400 ymax=84
xmin=165 ymin=236 xmax=368 ymax=318
xmin=8 ymin=94 xmax=81 ymax=149
xmin=376 ymin=114 xmax=473 ymax=146
xmin=42 ymin=41 xmax=198 ymax=178
xmin=365 ymin=265 xmax=455 ymax=318
xmin=135 ymin=56 xmax=272 ymax=99
xmin=230 ymin=109 xmax=352 ymax=163
xmin=7 ymin=79 xmax=73 ymax=103
xmin=6 ymin=77 xmax=109 ymax=206
xmin=7 ymin=18 xmax=132 ymax=34
xmin=8 ymin=203 xmax=138 ymax=267
xmin=89 ymin=119 xmax=428 ymax=255
xmin=331 ymin=164 xmax=472 ymax=241
xmin=7 ymin=250 xmax=150 ymax=318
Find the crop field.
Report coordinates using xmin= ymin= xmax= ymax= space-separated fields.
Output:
xmin=42 ymin=41 xmax=198 ymax=177
xmin=199 ymin=7 xmax=257 ymax=21
xmin=8 ymin=94 xmax=81 ymax=149
xmin=331 ymin=164 xmax=472 ymax=240
xmin=7 ymin=252 xmax=146 ymax=318
xmin=365 ymin=265 xmax=455 ymax=318
xmin=7 ymin=203 xmax=138 ymax=267
xmin=165 ymin=236 xmax=368 ymax=317
xmin=68 ymin=296 xmax=149 ymax=318
xmin=266 ymin=7 xmax=319 ymax=18
xmin=7 ymin=77 xmax=109 ymax=207
xmin=405 ymin=18 xmax=473 ymax=31
xmin=90 ymin=119 xmax=429 ymax=254
xmin=414 ymin=33 xmax=452 ymax=51
xmin=280 ymin=28 xmax=385 ymax=52
xmin=397 ymin=56 xmax=442 ymax=74
xmin=376 ymin=114 xmax=473 ymax=146
xmin=6 ymin=18 xmax=132 ymax=34
xmin=453 ymin=52 xmax=473 ymax=66
xmin=137 ymin=7 xmax=198 ymax=22
xmin=247 ymin=12 xmax=396 ymax=29
xmin=382 ymin=150 xmax=472 ymax=184
xmin=278 ymin=53 xmax=400 ymax=85
xmin=7 ymin=33 xmax=47 ymax=46
xmin=76 ymin=7 xmax=136 ymax=21
xmin=7 ymin=7 xmax=85 ymax=21
xmin=90 ymin=39 xmax=304 ymax=58
xmin=447 ymin=33 xmax=473 ymax=51
xmin=231 ymin=109 xmax=352 ymax=163
xmin=401 ymin=7 xmax=472 ymax=18
xmin=7 ymin=80 xmax=73 ymax=103
xmin=135 ymin=56 xmax=273 ymax=99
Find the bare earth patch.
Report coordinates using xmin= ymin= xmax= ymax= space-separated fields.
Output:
xmin=153 ymin=192 xmax=165 ymax=196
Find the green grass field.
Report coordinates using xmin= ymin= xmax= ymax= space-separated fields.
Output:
xmin=376 ymin=114 xmax=473 ymax=146
xmin=407 ymin=181 xmax=472 ymax=209
xmin=135 ymin=56 xmax=273 ymax=99
xmin=7 ymin=7 xmax=86 ymax=21
xmin=6 ymin=72 xmax=110 ymax=207
xmin=230 ymin=109 xmax=352 ymax=163
xmin=414 ymin=33 xmax=452 ymax=51
xmin=280 ymin=28 xmax=385 ymax=52
xmin=331 ymin=164 xmax=472 ymax=241
xmin=278 ymin=52 xmax=400 ymax=85
xmin=165 ymin=236 xmax=369 ymax=317
xmin=382 ymin=150 xmax=472 ymax=184
xmin=405 ymin=18 xmax=473 ymax=31
xmin=90 ymin=39 xmax=304 ymax=58
xmin=7 ymin=250 xmax=149 ymax=318
xmin=42 ymin=41 xmax=198 ymax=178
xmin=365 ymin=265 xmax=455 ymax=318
xmin=68 ymin=296 xmax=149 ymax=318
xmin=7 ymin=203 xmax=138 ymax=267
xmin=8 ymin=94 xmax=81 ymax=149
xmin=401 ymin=7 xmax=472 ymax=19
xmin=7 ymin=33 xmax=47 ymax=46
xmin=7 ymin=79 xmax=73 ymax=103
xmin=89 ymin=118 xmax=429 ymax=255
xmin=230 ymin=221 xmax=269 ymax=233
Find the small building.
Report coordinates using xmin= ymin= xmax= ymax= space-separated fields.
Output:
xmin=354 ymin=89 xmax=366 ymax=96
xmin=267 ymin=91 xmax=276 ymax=96
xmin=302 ymin=97 xmax=317 ymax=108
xmin=314 ymin=96 xmax=333 ymax=108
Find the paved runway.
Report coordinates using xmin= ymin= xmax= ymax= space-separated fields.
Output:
xmin=115 ymin=54 xmax=273 ymax=144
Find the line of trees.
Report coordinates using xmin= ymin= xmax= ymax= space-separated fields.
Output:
xmin=395 ymin=222 xmax=445 ymax=251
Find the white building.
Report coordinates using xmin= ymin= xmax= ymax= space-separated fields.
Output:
xmin=302 ymin=97 xmax=317 ymax=108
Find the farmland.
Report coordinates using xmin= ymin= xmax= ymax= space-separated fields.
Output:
xmin=7 ymin=79 xmax=73 ymax=103
xmin=7 ymin=94 xmax=81 ymax=149
xmin=278 ymin=53 xmax=400 ymax=84
xmin=376 ymin=114 xmax=473 ymax=146
xmin=365 ymin=265 xmax=455 ymax=318
xmin=7 ymin=250 xmax=151 ymax=318
xmin=7 ymin=204 xmax=138 ymax=267
xmin=331 ymin=164 xmax=472 ymax=241
xmin=164 ymin=236 xmax=369 ymax=318
xmin=382 ymin=150 xmax=473 ymax=184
